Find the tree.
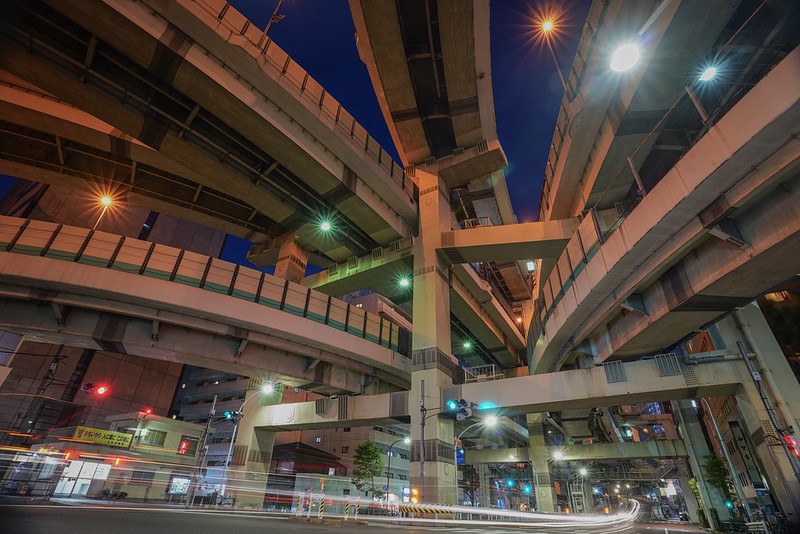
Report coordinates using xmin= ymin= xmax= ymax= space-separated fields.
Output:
xmin=702 ymin=454 xmax=732 ymax=500
xmin=352 ymin=441 xmax=385 ymax=497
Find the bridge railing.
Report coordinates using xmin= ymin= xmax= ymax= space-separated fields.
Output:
xmin=0 ymin=216 xmax=411 ymax=357
xmin=188 ymin=0 xmax=417 ymax=204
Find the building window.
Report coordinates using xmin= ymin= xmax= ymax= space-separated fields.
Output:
xmin=341 ymin=446 xmax=349 ymax=454
xmin=38 ymin=462 xmax=57 ymax=480
xmin=140 ymin=429 xmax=167 ymax=447
xmin=130 ymin=469 xmax=156 ymax=484
xmin=342 ymin=489 xmax=350 ymax=495
xmin=343 ymin=427 xmax=351 ymax=433
xmin=315 ymin=437 xmax=322 ymax=443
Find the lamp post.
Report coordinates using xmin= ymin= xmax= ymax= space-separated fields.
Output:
xmin=386 ymin=436 xmax=411 ymax=503
xmin=566 ymin=467 xmax=588 ymax=513
xmin=453 ymin=416 xmax=497 ymax=504
xmin=219 ymin=382 xmax=275 ymax=500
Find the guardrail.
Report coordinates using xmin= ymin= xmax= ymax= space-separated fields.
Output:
xmin=0 ymin=216 xmax=411 ymax=356
xmin=189 ymin=0 xmax=416 ymax=203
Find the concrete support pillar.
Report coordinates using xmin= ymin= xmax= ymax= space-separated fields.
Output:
xmin=409 ymin=170 xmax=456 ymax=505
xmin=272 ymin=234 xmax=308 ymax=283
xmin=678 ymin=473 xmax=701 ymax=524
xmin=713 ymin=305 xmax=800 ymax=515
xmin=673 ymin=400 xmax=732 ymax=527
xmin=478 ymin=463 xmax=492 ymax=507
xmin=228 ymin=380 xmax=282 ymax=508
xmin=527 ymin=414 xmax=557 ymax=512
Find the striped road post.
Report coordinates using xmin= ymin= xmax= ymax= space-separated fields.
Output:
xmin=295 ymin=492 xmax=304 ymax=516
xmin=355 ymin=497 xmax=361 ymax=520
xmin=344 ymin=499 xmax=350 ymax=521
xmin=318 ymin=495 xmax=325 ymax=519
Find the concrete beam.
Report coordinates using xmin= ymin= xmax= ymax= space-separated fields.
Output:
xmin=464 ymin=440 xmax=688 ymax=464
xmin=440 ymin=219 xmax=579 ymax=264
xmin=250 ymin=357 xmax=747 ymax=431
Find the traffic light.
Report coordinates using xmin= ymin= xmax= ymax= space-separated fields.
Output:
xmin=523 ymin=485 xmax=532 ymax=495
xmin=725 ymin=500 xmax=734 ymax=509
xmin=446 ymin=399 xmax=458 ymax=411
xmin=177 ymin=439 xmax=190 ymax=455
xmin=783 ymin=434 xmax=800 ymax=457
xmin=507 ymin=479 xmax=515 ymax=488
xmin=224 ymin=410 xmax=242 ymax=423
xmin=410 ymin=487 xmax=419 ymax=503
xmin=81 ymin=383 xmax=109 ymax=395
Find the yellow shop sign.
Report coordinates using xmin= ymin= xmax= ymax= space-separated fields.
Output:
xmin=72 ymin=426 xmax=132 ymax=448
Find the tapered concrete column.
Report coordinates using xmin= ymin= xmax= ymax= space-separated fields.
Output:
xmin=673 ymin=400 xmax=731 ymax=527
xmin=227 ymin=379 xmax=282 ymax=508
xmin=478 ymin=463 xmax=492 ymax=507
xmin=410 ymin=170 xmax=456 ymax=505
xmin=713 ymin=306 xmax=800 ymax=515
xmin=527 ymin=414 xmax=556 ymax=512
xmin=273 ymin=235 xmax=308 ymax=283
xmin=678 ymin=474 xmax=700 ymax=524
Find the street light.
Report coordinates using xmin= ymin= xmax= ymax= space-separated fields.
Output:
xmin=610 ymin=43 xmax=640 ymax=72
xmin=386 ymin=436 xmax=411 ymax=501
xmin=453 ymin=416 xmax=497 ymax=504
xmin=93 ymin=195 xmax=114 ymax=230
xmin=220 ymin=382 xmax=277 ymax=499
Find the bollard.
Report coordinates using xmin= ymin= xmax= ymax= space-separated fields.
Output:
xmin=355 ymin=497 xmax=361 ymax=521
xmin=295 ymin=492 xmax=304 ymax=517
xmin=318 ymin=495 xmax=325 ymax=519
xmin=344 ymin=499 xmax=350 ymax=521
xmin=306 ymin=494 xmax=312 ymax=520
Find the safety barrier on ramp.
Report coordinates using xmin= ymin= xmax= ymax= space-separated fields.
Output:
xmin=0 ymin=216 xmax=411 ymax=355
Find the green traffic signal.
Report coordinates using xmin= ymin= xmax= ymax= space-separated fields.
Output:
xmin=447 ymin=400 xmax=458 ymax=411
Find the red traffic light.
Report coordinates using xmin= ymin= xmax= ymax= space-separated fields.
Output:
xmin=784 ymin=434 xmax=800 ymax=456
xmin=81 ymin=383 xmax=109 ymax=395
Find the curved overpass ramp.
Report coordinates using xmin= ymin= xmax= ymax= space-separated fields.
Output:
xmin=0 ymin=216 xmax=411 ymax=394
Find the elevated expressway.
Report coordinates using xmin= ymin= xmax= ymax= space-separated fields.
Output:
xmin=0 ymin=216 xmax=412 ymax=395
xmin=530 ymin=45 xmax=800 ymax=373
xmin=0 ymin=0 xmax=417 ymax=265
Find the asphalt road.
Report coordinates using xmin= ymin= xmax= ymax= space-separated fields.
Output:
xmin=0 ymin=505 xmax=705 ymax=534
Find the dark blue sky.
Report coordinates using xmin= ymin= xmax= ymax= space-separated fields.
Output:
xmin=229 ymin=0 xmax=590 ymax=222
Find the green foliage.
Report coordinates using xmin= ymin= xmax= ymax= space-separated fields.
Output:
xmin=352 ymin=441 xmax=385 ymax=497
xmin=702 ymin=454 xmax=733 ymax=500
xmin=99 ymin=489 xmax=128 ymax=500
xmin=697 ymin=508 xmax=709 ymax=529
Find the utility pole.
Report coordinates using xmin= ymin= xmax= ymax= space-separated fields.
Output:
xmin=188 ymin=394 xmax=216 ymax=508
xmin=419 ymin=379 xmax=425 ymax=501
